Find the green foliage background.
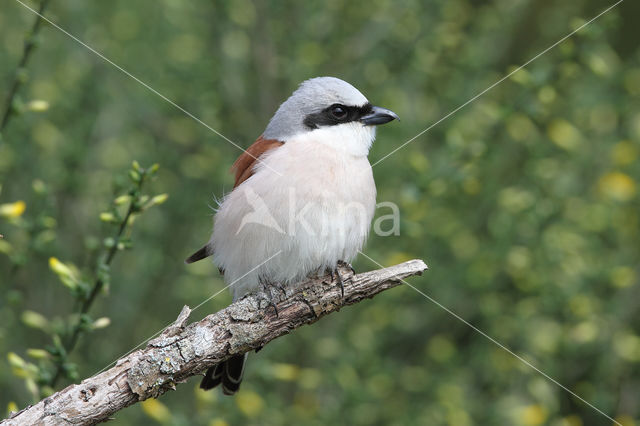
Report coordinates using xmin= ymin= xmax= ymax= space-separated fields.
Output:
xmin=1 ymin=0 xmax=640 ymax=425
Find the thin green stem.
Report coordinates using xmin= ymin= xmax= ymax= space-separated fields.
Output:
xmin=0 ymin=0 xmax=52 ymax=135
xmin=49 ymin=175 xmax=146 ymax=388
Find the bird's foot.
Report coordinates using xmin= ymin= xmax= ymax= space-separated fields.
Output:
xmin=334 ymin=267 xmax=345 ymax=297
xmin=337 ymin=260 xmax=356 ymax=275
xmin=258 ymin=293 xmax=279 ymax=317
xmin=323 ymin=267 xmax=335 ymax=284
xmin=322 ymin=262 xmax=354 ymax=296
xmin=275 ymin=282 xmax=288 ymax=299
xmin=258 ymin=280 xmax=279 ymax=317
xmin=332 ymin=261 xmax=355 ymax=297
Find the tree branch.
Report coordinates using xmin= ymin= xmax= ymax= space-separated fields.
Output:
xmin=3 ymin=259 xmax=428 ymax=425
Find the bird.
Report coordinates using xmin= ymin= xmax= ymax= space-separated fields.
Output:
xmin=186 ymin=76 xmax=398 ymax=395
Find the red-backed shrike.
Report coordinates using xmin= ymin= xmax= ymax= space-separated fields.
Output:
xmin=187 ymin=76 xmax=398 ymax=394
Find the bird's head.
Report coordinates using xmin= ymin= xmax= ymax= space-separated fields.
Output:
xmin=263 ymin=77 xmax=398 ymax=156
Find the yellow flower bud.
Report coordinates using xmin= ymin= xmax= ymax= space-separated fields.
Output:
xmin=114 ymin=195 xmax=131 ymax=205
xmin=99 ymin=212 xmax=116 ymax=222
xmin=26 ymin=349 xmax=50 ymax=360
xmin=0 ymin=201 xmax=26 ymax=218
xmin=49 ymin=257 xmax=71 ymax=276
xmin=48 ymin=257 xmax=78 ymax=289
xmin=150 ymin=193 xmax=169 ymax=205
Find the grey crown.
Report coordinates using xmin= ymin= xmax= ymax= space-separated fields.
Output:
xmin=263 ymin=76 xmax=369 ymax=141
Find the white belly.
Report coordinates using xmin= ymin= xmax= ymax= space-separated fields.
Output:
xmin=210 ymin=138 xmax=376 ymax=300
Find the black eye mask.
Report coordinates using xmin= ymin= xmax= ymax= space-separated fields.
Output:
xmin=303 ymin=103 xmax=373 ymax=129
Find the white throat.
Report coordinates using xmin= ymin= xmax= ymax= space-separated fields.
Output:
xmin=289 ymin=122 xmax=376 ymax=157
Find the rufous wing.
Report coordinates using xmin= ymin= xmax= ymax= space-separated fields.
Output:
xmin=231 ymin=135 xmax=284 ymax=188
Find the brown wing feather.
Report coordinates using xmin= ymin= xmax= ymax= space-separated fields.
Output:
xmin=231 ymin=135 xmax=284 ymax=188
xmin=185 ymin=135 xmax=283 ymax=264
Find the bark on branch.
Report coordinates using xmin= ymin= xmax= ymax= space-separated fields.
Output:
xmin=3 ymin=259 xmax=428 ymax=425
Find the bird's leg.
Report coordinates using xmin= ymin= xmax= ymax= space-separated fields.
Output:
xmin=322 ymin=266 xmax=335 ymax=285
xmin=333 ymin=260 xmax=356 ymax=297
xmin=322 ymin=265 xmax=344 ymax=295
xmin=333 ymin=267 xmax=345 ymax=297
xmin=275 ymin=281 xmax=287 ymax=299
xmin=258 ymin=277 xmax=279 ymax=317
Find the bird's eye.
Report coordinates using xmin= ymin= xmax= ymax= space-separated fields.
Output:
xmin=331 ymin=105 xmax=348 ymax=120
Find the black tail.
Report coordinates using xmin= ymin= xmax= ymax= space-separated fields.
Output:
xmin=200 ymin=354 xmax=247 ymax=395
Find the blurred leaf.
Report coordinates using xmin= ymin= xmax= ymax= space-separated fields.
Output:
xmin=21 ymin=311 xmax=49 ymax=332
xmin=6 ymin=401 xmax=18 ymax=417
xmin=235 ymin=390 xmax=264 ymax=418
xmin=7 ymin=352 xmax=26 ymax=370
xmin=141 ymin=398 xmax=172 ymax=424
xmin=597 ymin=172 xmax=636 ymax=201
xmin=91 ymin=317 xmax=111 ymax=330
xmin=520 ymin=405 xmax=548 ymax=426
xmin=271 ymin=363 xmax=299 ymax=381
xmin=547 ymin=119 xmax=582 ymax=151
xmin=99 ymin=212 xmax=117 ymax=223
xmin=25 ymin=349 xmax=50 ymax=360
xmin=25 ymin=100 xmax=49 ymax=112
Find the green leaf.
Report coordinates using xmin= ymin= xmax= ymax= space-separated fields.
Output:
xmin=146 ymin=193 xmax=169 ymax=208
xmin=92 ymin=317 xmax=111 ymax=329
xmin=99 ymin=212 xmax=117 ymax=223
xmin=26 ymin=349 xmax=50 ymax=360
xmin=114 ymin=194 xmax=131 ymax=205
xmin=7 ymin=352 xmax=26 ymax=369
xmin=128 ymin=170 xmax=141 ymax=183
xmin=21 ymin=311 xmax=49 ymax=331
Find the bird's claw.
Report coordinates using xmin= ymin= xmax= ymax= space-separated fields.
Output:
xmin=337 ymin=260 xmax=356 ymax=275
xmin=257 ymin=293 xmax=279 ymax=317
xmin=276 ymin=282 xmax=287 ymax=298
xmin=334 ymin=268 xmax=345 ymax=297
xmin=259 ymin=280 xmax=279 ymax=317
xmin=323 ymin=262 xmax=355 ymax=296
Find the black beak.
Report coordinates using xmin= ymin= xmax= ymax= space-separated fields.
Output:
xmin=360 ymin=106 xmax=399 ymax=126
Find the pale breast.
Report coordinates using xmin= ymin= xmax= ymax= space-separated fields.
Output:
xmin=211 ymin=138 xmax=376 ymax=299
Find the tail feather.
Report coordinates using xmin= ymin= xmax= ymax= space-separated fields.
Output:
xmin=185 ymin=245 xmax=211 ymax=264
xmin=199 ymin=363 xmax=223 ymax=390
xmin=200 ymin=354 xmax=247 ymax=395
